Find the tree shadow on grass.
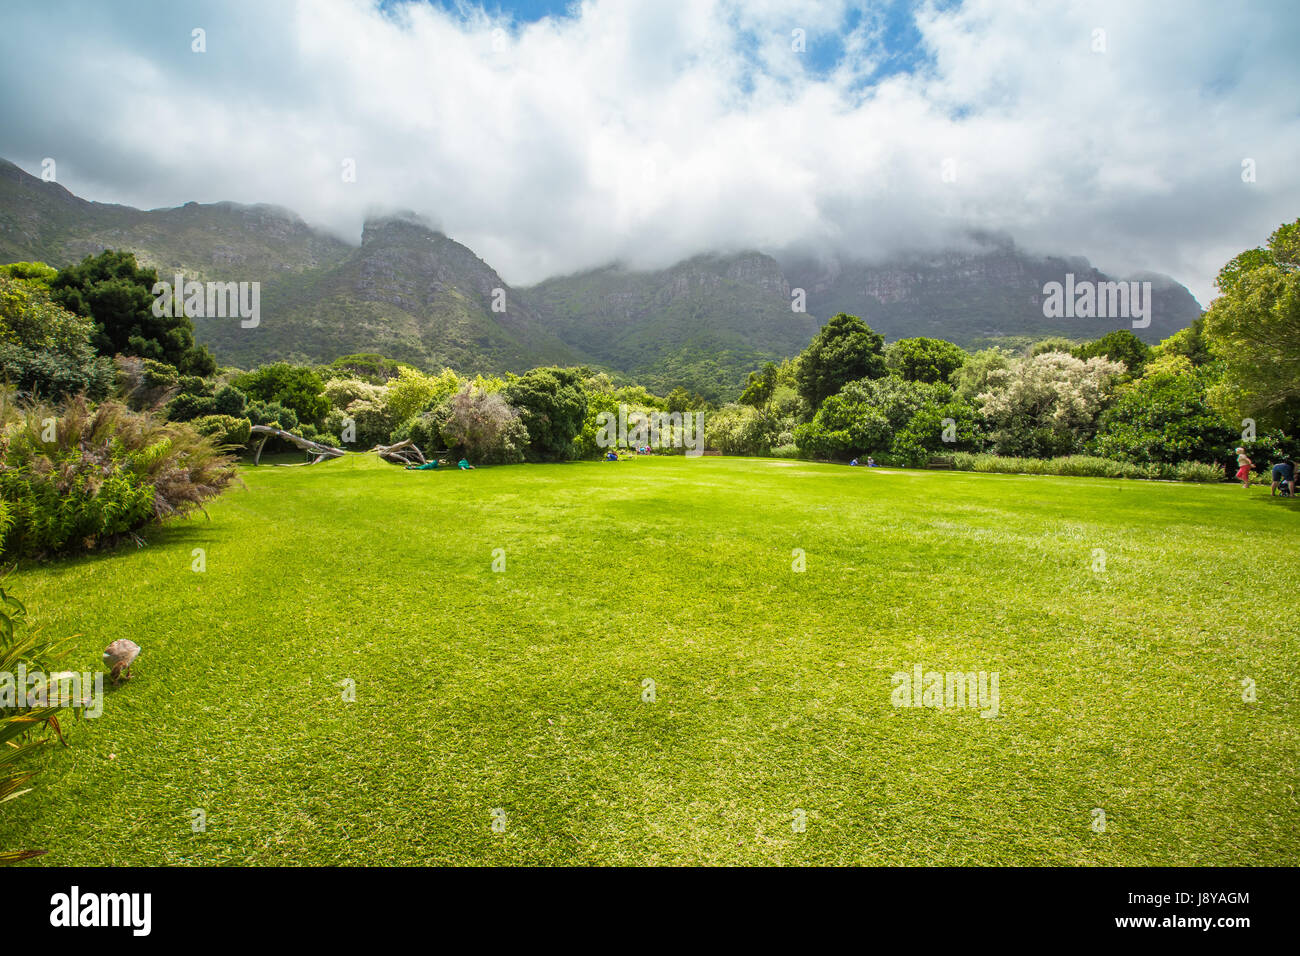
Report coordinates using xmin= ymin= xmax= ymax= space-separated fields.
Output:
xmin=1257 ymin=494 xmax=1300 ymax=517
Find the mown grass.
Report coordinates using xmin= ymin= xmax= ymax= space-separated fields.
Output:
xmin=2 ymin=455 xmax=1296 ymax=865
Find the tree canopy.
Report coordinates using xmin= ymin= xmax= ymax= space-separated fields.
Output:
xmin=0 ymin=274 xmax=115 ymax=399
xmin=502 ymin=366 xmax=589 ymax=461
xmin=50 ymin=250 xmax=215 ymax=375
xmin=795 ymin=313 xmax=886 ymax=410
xmin=886 ymin=336 xmax=967 ymax=384
xmin=1203 ymin=218 xmax=1300 ymax=431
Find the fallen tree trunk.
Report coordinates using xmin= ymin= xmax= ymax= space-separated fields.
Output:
xmin=248 ymin=426 xmax=428 ymax=467
xmin=372 ymin=439 xmax=427 ymax=466
xmin=249 ymin=425 xmax=346 ymax=466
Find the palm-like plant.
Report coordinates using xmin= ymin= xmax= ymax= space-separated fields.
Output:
xmin=0 ymin=585 xmax=66 ymax=864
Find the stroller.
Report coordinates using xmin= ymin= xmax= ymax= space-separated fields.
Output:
xmin=1273 ymin=463 xmax=1296 ymax=496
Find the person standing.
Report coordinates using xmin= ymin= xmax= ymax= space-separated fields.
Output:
xmin=1234 ymin=447 xmax=1254 ymax=489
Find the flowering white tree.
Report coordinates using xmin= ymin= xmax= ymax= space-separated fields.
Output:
xmin=977 ymin=351 xmax=1124 ymax=457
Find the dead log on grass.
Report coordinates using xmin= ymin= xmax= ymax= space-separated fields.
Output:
xmin=249 ymin=425 xmax=346 ymax=466
xmin=372 ymin=439 xmax=427 ymax=466
xmin=248 ymin=425 xmax=428 ymax=467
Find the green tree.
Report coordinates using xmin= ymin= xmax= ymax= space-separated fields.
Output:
xmin=1089 ymin=357 xmax=1235 ymax=464
xmin=502 ymin=367 xmax=589 ymax=461
xmin=435 ymin=384 xmax=529 ymax=465
xmin=890 ymin=399 xmax=980 ymax=466
xmin=704 ymin=403 xmax=777 ymax=456
xmin=886 ymin=337 xmax=967 ymax=384
xmin=1071 ymin=329 xmax=1152 ymax=378
xmin=322 ymin=352 xmax=410 ymax=384
xmin=50 ymin=250 xmax=215 ymax=374
xmin=664 ymin=387 xmax=694 ymax=414
xmin=977 ymin=351 xmax=1124 ymax=458
xmin=794 ymin=377 xmax=953 ymax=461
xmin=233 ymin=362 xmax=330 ymax=428
xmin=1028 ymin=338 xmax=1077 ymax=357
xmin=951 ymin=347 xmax=1013 ymax=402
xmin=1154 ymin=315 xmax=1213 ymax=367
xmin=1203 ymin=218 xmax=1300 ymax=430
xmin=385 ymin=366 xmax=460 ymax=422
xmin=739 ymin=362 xmax=779 ymax=408
xmin=795 ymin=313 xmax=886 ymax=410
xmin=0 ymin=275 xmax=115 ymax=399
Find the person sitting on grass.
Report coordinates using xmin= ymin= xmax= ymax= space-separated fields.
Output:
xmin=458 ymin=458 xmax=475 ymax=470
xmin=850 ymin=458 xmax=860 ymax=466
xmin=866 ymin=457 xmax=878 ymax=467
xmin=1235 ymin=447 xmax=1254 ymax=489
xmin=1271 ymin=457 xmax=1295 ymax=497
xmin=605 ymin=451 xmax=619 ymax=461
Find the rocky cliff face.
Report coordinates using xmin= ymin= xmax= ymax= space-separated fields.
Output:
xmin=200 ymin=215 xmax=580 ymax=371
xmin=520 ymin=250 xmax=818 ymax=396
xmin=780 ymin=241 xmax=1201 ymax=345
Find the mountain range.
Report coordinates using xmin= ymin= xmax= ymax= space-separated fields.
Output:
xmin=0 ymin=157 xmax=1203 ymax=399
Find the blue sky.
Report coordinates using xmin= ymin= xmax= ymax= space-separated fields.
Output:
xmin=1 ymin=0 xmax=1297 ymax=302
xmin=403 ymin=0 xmax=937 ymax=80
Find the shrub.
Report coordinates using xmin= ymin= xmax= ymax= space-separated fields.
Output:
xmin=324 ymin=397 xmax=393 ymax=448
xmin=706 ymin=403 xmax=775 ymax=456
xmin=434 ymin=384 xmax=529 ymax=465
xmin=0 ymin=393 xmax=238 ymax=559
xmin=233 ymin=363 xmax=329 ymax=428
xmin=889 ymin=400 xmax=980 ymax=466
xmin=949 ymin=452 xmax=1222 ymax=482
xmin=190 ymin=414 xmax=252 ymax=447
xmin=247 ymin=400 xmax=298 ymax=432
xmin=211 ymin=384 xmax=248 ymax=418
xmin=116 ymin=356 xmax=180 ymax=410
xmin=1089 ymin=363 xmax=1234 ymax=464
xmin=794 ymin=377 xmax=956 ymax=461
xmin=395 ymin=411 xmax=443 ymax=454
xmin=297 ymin=423 xmax=342 ymax=448
xmin=165 ymin=390 xmax=216 ymax=422
xmin=1175 ymin=461 xmax=1228 ymax=482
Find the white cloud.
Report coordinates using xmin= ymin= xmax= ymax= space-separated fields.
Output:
xmin=1 ymin=0 xmax=1297 ymax=304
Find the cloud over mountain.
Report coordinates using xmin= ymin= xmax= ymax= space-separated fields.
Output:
xmin=1 ymin=0 xmax=1297 ymax=304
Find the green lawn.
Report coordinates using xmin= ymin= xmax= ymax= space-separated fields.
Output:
xmin=3 ymin=455 xmax=1297 ymax=865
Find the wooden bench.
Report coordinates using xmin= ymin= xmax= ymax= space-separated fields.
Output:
xmin=927 ymin=456 xmax=955 ymax=470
